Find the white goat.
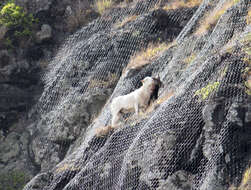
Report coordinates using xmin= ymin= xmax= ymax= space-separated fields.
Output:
xmin=110 ymin=76 xmax=155 ymax=128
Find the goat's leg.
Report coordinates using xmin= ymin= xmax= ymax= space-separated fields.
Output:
xmin=134 ymin=103 xmax=139 ymax=116
xmin=111 ymin=112 xmax=120 ymax=128
xmin=141 ymin=104 xmax=147 ymax=113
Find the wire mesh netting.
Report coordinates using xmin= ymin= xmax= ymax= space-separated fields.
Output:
xmin=24 ymin=0 xmax=251 ymax=189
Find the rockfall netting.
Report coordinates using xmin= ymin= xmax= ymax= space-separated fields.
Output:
xmin=24 ymin=0 xmax=251 ymax=189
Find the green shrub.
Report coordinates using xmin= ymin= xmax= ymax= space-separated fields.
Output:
xmin=95 ymin=0 xmax=113 ymax=15
xmin=3 ymin=37 xmax=13 ymax=47
xmin=0 ymin=1 xmax=37 ymax=38
xmin=195 ymin=82 xmax=220 ymax=100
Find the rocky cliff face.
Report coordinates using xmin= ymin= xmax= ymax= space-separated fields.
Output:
xmin=0 ymin=0 xmax=251 ymax=190
xmin=0 ymin=0 xmax=98 ymax=189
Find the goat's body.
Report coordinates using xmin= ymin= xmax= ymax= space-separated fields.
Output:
xmin=111 ymin=77 xmax=154 ymax=127
xmin=96 ymin=76 xmax=163 ymax=137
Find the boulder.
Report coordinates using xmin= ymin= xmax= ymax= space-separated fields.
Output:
xmin=0 ymin=133 xmax=20 ymax=164
xmin=0 ymin=50 xmax=13 ymax=68
xmin=36 ymin=24 xmax=52 ymax=43
xmin=23 ymin=172 xmax=51 ymax=190
xmin=0 ymin=25 xmax=7 ymax=41
xmin=158 ymin=171 xmax=192 ymax=190
xmin=26 ymin=0 xmax=52 ymax=13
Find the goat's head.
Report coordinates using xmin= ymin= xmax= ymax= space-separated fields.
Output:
xmin=153 ymin=75 xmax=163 ymax=88
xmin=141 ymin=77 xmax=154 ymax=87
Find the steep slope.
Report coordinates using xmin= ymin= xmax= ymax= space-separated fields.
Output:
xmin=0 ymin=0 xmax=100 ymax=189
xmin=23 ymin=0 xmax=251 ymax=189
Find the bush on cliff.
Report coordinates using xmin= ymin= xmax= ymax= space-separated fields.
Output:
xmin=0 ymin=1 xmax=37 ymax=47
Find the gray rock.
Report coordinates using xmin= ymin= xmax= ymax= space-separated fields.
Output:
xmin=0 ymin=50 xmax=13 ymax=69
xmin=0 ymin=49 xmax=42 ymax=136
xmin=27 ymin=0 xmax=52 ymax=13
xmin=202 ymin=102 xmax=224 ymax=160
xmin=158 ymin=171 xmax=192 ymax=190
xmin=245 ymin=101 xmax=251 ymax=124
xmin=6 ymin=0 xmax=250 ymax=189
xmin=23 ymin=172 xmax=51 ymax=190
xmin=200 ymin=166 xmax=226 ymax=190
xmin=138 ymin=133 xmax=178 ymax=187
xmin=0 ymin=25 xmax=7 ymax=41
xmin=36 ymin=24 xmax=52 ymax=43
xmin=0 ymin=133 xmax=20 ymax=163
xmin=0 ymin=130 xmax=4 ymax=141
xmin=31 ymin=136 xmax=61 ymax=172
xmin=65 ymin=5 xmax=73 ymax=16
xmin=0 ymin=130 xmax=35 ymax=184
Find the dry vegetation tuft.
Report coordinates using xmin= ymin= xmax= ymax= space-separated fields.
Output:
xmin=240 ymin=31 xmax=251 ymax=56
xmin=239 ymin=31 xmax=251 ymax=95
xmin=247 ymin=7 xmax=251 ymax=25
xmin=221 ymin=32 xmax=240 ymax=53
xmin=184 ymin=53 xmax=196 ymax=64
xmin=88 ymin=73 xmax=118 ymax=89
xmin=163 ymin=0 xmax=202 ymax=11
xmin=237 ymin=166 xmax=251 ymax=190
xmin=195 ymin=0 xmax=237 ymax=36
xmin=96 ymin=125 xmax=113 ymax=137
xmin=243 ymin=65 xmax=251 ymax=95
xmin=56 ymin=163 xmax=80 ymax=173
xmin=66 ymin=1 xmax=91 ymax=32
xmin=95 ymin=0 xmax=113 ymax=15
xmin=155 ymin=91 xmax=174 ymax=105
xmin=126 ymin=42 xmax=175 ymax=71
xmin=115 ymin=15 xmax=138 ymax=28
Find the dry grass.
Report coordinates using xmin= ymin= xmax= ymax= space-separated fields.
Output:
xmin=126 ymin=41 xmax=176 ymax=71
xmin=238 ymin=166 xmax=251 ymax=190
xmin=240 ymin=31 xmax=251 ymax=56
xmin=218 ymin=65 xmax=228 ymax=80
xmin=95 ymin=0 xmax=113 ymax=15
xmin=88 ymin=73 xmax=118 ymax=89
xmin=184 ymin=53 xmax=196 ymax=64
xmin=150 ymin=0 xmax=162 ymax=11
xmin=163 ymin=0 xmax=202 ymax=11
xmin=96 ymin=125 xmax=113 ymax=137
xmin=221 ymin=32 xmax=241 ymax=53
xmin=156 ymin=91 xmax=174 ymax=104
xmin=247 ymin=7 xmax=251 ymax=25
xmin=115 ymin=15 xmax=137 ymax=28
xmin=242 ymin=65 xmax=251 ymax=95
xmin=140 ymin=90 xmax=174 ymax=117
xmin=242 ymin=166 xmax=251 ymax=186
xmin=195 ymin=0 xmax=237 ymax=36
xmin=56 ymin=163 xmax=80 ymax=173
xmin=241 ymin=31 xmax=251 ymax=95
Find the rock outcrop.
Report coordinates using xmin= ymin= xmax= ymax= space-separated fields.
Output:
xmin=0 ymin=0 xmax=99 ymax=188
